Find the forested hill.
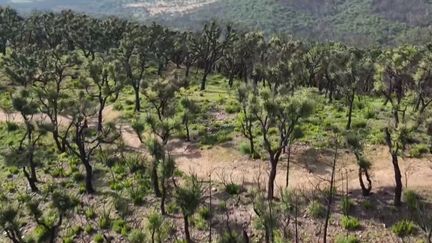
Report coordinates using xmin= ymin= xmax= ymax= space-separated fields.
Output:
xmin=2 ymin=0 xmax=432 ymax=46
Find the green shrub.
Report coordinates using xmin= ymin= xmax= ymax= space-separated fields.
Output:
xmin=219 ymin=231 xmax=241 ymax=243
xmin=78 ymin=184 xmax=86 ymax=194
xmin=352 ymin=120 xmax=367 ymax=129
xmin=93 ymin=233 xmax=104 ymax=243
xmin=113 ymin=196 xmax=131 ymax=217
xmin=307 ymin=200 xmax=326 ymax=218
xmin=33 ymin=225 xmax=49 ymax=242
xmin=392 ymin=220 xmax=416 ymax=237
xmin=201 ymin=132 xmax=233 ymax=146
xmin=341 ymin=196 xmax=354 ymax=215
xmin=129 ymin=188 xmax=145 ymax=206
xmin=99 ymin=213 xmax=111 ymax=229
xmin=72 ymin=172 xmax=85 ymax=182
xmin=113 ymin=103 xmax=123 ymax=111
xmin=113 ymin=165 xmax=126 ymax=175
xmin=225 ymin=102 xmax=240 ymax=114
xmin=8 ymin=166 xmax=19 ymax=175
xmin=363 ymin=109 xmax=376 ymax=119
xmin=192 ymin=215 xmax=207 ymax=230
xmin=4 ymin=182 xmax=17 ymax=193
xmin=341 ymin=216 xmax=361 ymax=230
xmin=112 ymin=219 xmax=126 ymax=233
xmin=239 ymin=142 xmax=251 ymax=155
xmin=5 ymin=121 xmax=20 ymax=131
xmin=85 ymin=207 xmax=96 ymax=219
xmin=409 ymin=144 xmax=429 ymax=158
xmin=128 ymin=229 xmax=146 ymax=243
xmin=110 ymin=181 xmax=123 ymax=191
xmin=361 ymin=200 xmax=374 ymax=210
xmin=404 ymin=190 xmax=419 ymax=210
xmin=355 ymin=101 xmax=366 ymax=110
xmin=84 ymin=225 xmax=94 ymax=234
xmin=323 ymin=186 xmax=337 ymax=199
xmin=335 ymin=234 xmax=360 ymax=243
xmin=166 ymin=201 xmax=180 ymax=214
xmin=368 ymin=130 xmax=385 ymax=144
xmin=198 ymin=207 xmax=211 ymax=220
xmin=121 ymin=226 xmax=130 ymax=237
xmin=51 ymin=167 xmax=65 ymax=178
xmin=125 ymin=99 xmax=134 ymax=106
xmin=225 ymin=183 xmax=241 ymax=195
xmin=62 ymin=237 xmax=74 ymax=243
xmin=71 ymin=225 xmax=82 ymax=236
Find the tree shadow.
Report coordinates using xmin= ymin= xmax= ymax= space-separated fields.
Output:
xmin=294 ymin=146 xmax=335 ymax=176
xmin=345 ymin=187 xmax=432 ymax=230
xmin=168 ymin=140 xmax=203 ymax=159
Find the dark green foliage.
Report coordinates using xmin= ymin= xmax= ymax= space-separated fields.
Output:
xmin=341 ymin=216 xmax=361 ymax=230
xmin=128 ymin=229 xmax=146 ymax=243
xmin=225 ymin=183 xmax=242 ymax=195
xmin=128 ymin=186 xmax=147 ymax=206
xmin=167 ymin=201 xmax=180 ymax=214
xmin=93 ymin=233 xmax=104 ymax=243
xmin=0 ymin=5 xmax=432 ymax=243
xmin=218 ymin=231 xmax=242 ymax=243
xmin=85 ymin=207 xmax=96 ymax=220
xmin=113 ymin=196 xmax=131 ymax=218
xmin=98 ymin=212 xmax=111 ymax=229
xmin=361 ymin=200 xmax=375 ymax=210
xmin=176 ymin=176 xmax=202 ymax=217
xmin=404 ymin=190 xmax=419 ymax=210
xmin=84 ymin=225 xmax=94 ymax=234
xmin=392 ymin=220 xmax=416 ymax=237
xmin=0 ymin=201 xmax=23 ymax=243
xmin=335 ymin=234 xmax=360 ymax=243
xmin=5 ymin=122 xmax=19 ymax=132
xmin=341 ymin=196 xmax=355 ymax=215
xmin=308 ymin=200 xmax=326 ymax=218
xmin=225 ymin=101 xmax=241 ymax=114
xmin=409 ymin=144 xmax=429 ymax=158
xmin=198 ymin=207 xmax=212 ymax=221
xmin=239 ymin=142 xmax=252 ymax=155
xmin=32 ymin=225 xmax=49 ymax=242
xmin=112 ymin=219 xmax=127 ymax=234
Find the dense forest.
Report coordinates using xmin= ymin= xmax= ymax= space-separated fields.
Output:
xmin=0 ymin=5 xmax=432 ymax=243
xmin=3 ymin=0 xmax=432 ymax=46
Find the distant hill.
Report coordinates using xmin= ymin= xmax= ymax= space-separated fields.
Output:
xmin=1 ymin=0 xmax=432 ymax=46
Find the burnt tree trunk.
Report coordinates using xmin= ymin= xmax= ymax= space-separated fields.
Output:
xmin=52 ymin=129 xmax=66 ymax=153
xmin=83 ymin=160 xmax=94 ymax=194
xmin=359 ymin=168 xmax=372 ymax=196
xmin=385 ymin=128 xmax=403 ymax=206
xmin=133 ymin=85 xmax=141 ymax=112
xmin=151 ymin=161 xmax=162 ymax=197
xmin=201 ymin=70 xmax=209 ymax=91
xmin=391 ymin=152 xmax=402 ymax=206
xmin=185 ymin=64 xmax=191 ymax=78
xmin=160 ymin=182 xmax=166 ymax=215
xmin=286 ymin=145 xmax=291 ymax=188
xmin=267 ymin=157 xmax=278 ymax=200
xmin=184 ymin=118 xmax=191 ymax=142
xmin=323 ymin=141 xmax=338 ymax=243
xmin=184 ymin=215 xmax=191 ymax=243
xmin=23 ymin=167 xmax=38 ymax=192
xmin=346 ymin=89 xmax=355 ymax=130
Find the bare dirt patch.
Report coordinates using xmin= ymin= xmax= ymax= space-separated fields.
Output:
xmin=124 ymin=0 xmax=217 ymax=16
xmin=1 ymin=107 xmax=431 ymax=194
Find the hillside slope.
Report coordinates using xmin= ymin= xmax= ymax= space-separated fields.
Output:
xmin=155 ymin=0 xmax=432 ymax=46
xmin=1 ymin=0 xmax=432 ymax=45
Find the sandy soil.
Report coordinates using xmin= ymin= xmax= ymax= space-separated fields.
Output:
xmin=1 ymin=107 xmax=431 ymax=195
xmin=124 ymin=0 xmax=217 ymax=16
